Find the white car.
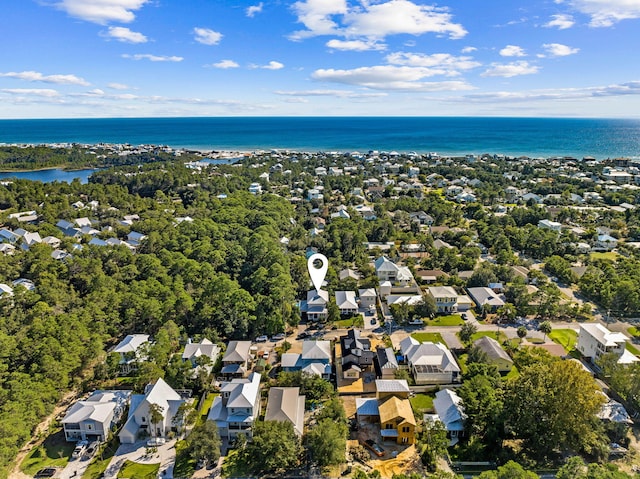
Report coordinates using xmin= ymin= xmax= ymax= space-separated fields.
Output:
xmin=146 ymin=437 xmax=166 ymax=447
xmin=408 ymin=319 xmax=424 ymax=326
xmin=271 ymin=333 xmax=286 ymax=341
xmin=72 ymin=440 xmax=88 ymax=459
xmin=255 ymin=335 xmax=268 ymax=342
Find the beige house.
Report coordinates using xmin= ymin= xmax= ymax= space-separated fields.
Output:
xmin=472 ymin=336 xmax=513 ymax=373
xmin=265 ymin=387 xmax=305 ymax=437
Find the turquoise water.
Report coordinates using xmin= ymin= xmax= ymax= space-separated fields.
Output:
xmin=0 ymin=168 xmax=96 ymax=183
xmin=0 ymin=117 xmax=639 ymax=159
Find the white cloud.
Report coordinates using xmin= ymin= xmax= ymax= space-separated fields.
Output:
xmin=461 ymin=46 xmax=477 ymax=53
xmin=500 ymin=45 xmax=526 ymax=57
xmin=105 ymin=26 xmax=147 ymax=43
xmin=326 ymin=39 xmax=386 ymax=51
xmin=482 ymin=61 xmax=539 ymax=78
xmin=212 ymin=60 xmax=239 ymax=69
xmin=2 ymin=88 xmax=60 ymax=97
xmin=0 ymin=70 xmax=90 ymax=86
xmin=541 ymin=43 xmax=579 ymax=57
xmin=291 ymin=0 xmax=466 ymax=41
xmin=193 ymin=27 xmax=223 ymax=45
xmin=121 ymin=54 xmax=183 ymax=62
xmin=311 ymin=65 xmax=474 ymax=91
xmin=544 ymin=14 xmax=575 ymax=29
xmin=107 ymin=82 xmax=130 ymax=90
xmin=456 ymin=81 xmax=640 ymax=103
xmin=50 ymin=0 xmax=149 ymax=24
xmin=385 ymin=52 xmax=481 ymax=75
xmin=564 ymin=0 xmax=640 ymax=26
xmin=246 ymin=3 xmax=263 ymax=17
xmin=274 ymin=89 xmax=387 ymax=98
xmin=262 ymin=61 xmax=285 ymax=70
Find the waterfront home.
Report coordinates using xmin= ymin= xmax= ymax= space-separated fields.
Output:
xmin=265 ymin=387 xmax=305 ymax=437
xmin=119 ymin=378 xmax=185 ymax=443
xmin=62 ymin=390 xmax=130 ymax=442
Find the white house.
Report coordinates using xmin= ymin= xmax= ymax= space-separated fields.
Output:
xmin=427 ymin=389 xmax=466 ymax=445
xmin=62 ymin=390 xmax=131 ymax=442
xmin=281 ymin=340 xmax=332 ymax=379
xmin=466 ymin=287 xmax=505 ymax=312
xmin=208 ymin=372 xmax=261 ymax=440
xmin=427 ymin=286 xmax=459 ymax=313
xmin=400 ymin=337 xmax=460 ymax=385
xmin=335 ymin=291 xmax=358 ymax=315
xmin=182 ymin=338 xmax=220 ymax=376
xmin=577 ymin=323 xmax=638 ymax=364
xmin=304 ymin=289 xmax=329 ymax=321
xmin=538 ymin=219 xmax=562 ymax=232
xmin=374 ymin=256 xmax=413 ymax=285
xmin=358 ymin=288 xmax=377 ymax=309
xmin=119 ymin=378 xmax=186 ymax=443
xmin=112 ymin=334 xmax=150 ymax=374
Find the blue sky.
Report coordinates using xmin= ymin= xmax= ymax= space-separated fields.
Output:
xmin=1 ymin=0 xmax=640 ymax=118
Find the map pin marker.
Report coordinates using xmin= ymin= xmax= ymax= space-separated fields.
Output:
xmin=308 ymin=253 xmax=329 ymax=292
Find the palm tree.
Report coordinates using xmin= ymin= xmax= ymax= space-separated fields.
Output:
xmin=539 ymin=320 xmax=552 ymax=342
xmin=148 ymin=403 xmax=164 ymax=438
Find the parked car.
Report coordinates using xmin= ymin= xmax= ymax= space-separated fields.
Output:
xmin=262 ymin=351 xmax=269 ymax=360
xmin=84 ymin=441 xmax=99 ymax=459
xmin=146 ymin=437 xmax=166 ymax=446
xmin=296 ymin=331 xmax=310 ymax=340
xmin=255 ymin=335 xmax=268 ymax=343
xmin=408 ymin=319 xmax=424 ymax=326
xmin=72 ymin=440 xmax=88 ymax=459
xmin=271 ymin=333 xmax=285 ymax=341
xmin=362 ymin=439 xmax=385 ymax=457
xmin=35 ymin=468 xmax=58 ymax=478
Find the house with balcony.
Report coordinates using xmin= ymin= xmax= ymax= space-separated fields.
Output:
xmin=335 ymin=291 xmax=358 ymax=315
xmin=112 ymin=334 xmax=150 ymax=374
xmin=208 ymin=372 xmax=261 ymax=440
xmin=119 ymin=378 xmax=186 ymax=443
xmin=427 ymin=286 xmax=459 ymax=313
xmin=400 ymin=337 xmax=460 ymax=385
xmin=340 ymin=329 xmax=375 ymax=379
xmin=221 ymin=340 xmax=252 ymax=378
xmin=62 ymin=390 xmax=131 ymax=442
xmin=303 ymin=289 xmax=329 ymax=321
xmin=374 ymin=256 xmax=414 ymax=286
xmin=281 ymin=340 xmax=332 ymax=379
xmin=577 ymin=323 xmax=638 ymax=365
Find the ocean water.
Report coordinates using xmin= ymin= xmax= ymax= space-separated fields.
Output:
xmin=0 ymin=117 xmax=639 ymax=159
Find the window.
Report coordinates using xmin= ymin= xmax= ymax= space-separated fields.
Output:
xmin=402 ymin=426 xmax=410 ymax=433
xmin=141 ymin=417 xmax=146 ymax=423
xmin=385 ymin=424 xmax=393 ymax=430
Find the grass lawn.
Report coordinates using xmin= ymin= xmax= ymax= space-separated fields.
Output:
xmin=198 ymin=392 xmax=218 ymax=425
xmin=221 ymin=448 xmax=252 ymax=478
xmin=548 ymin=329 xmax=578 ymax=352
xmin=628 ymin=326 xmax=640 ymax=338
xmin=590 ymin=251 xmax=619 ymax=261
xmin=469 ymin=331 xmax=508 ymax=344
xmin=410 ymin=393 xmax=435 ymax=415
xmin=20 ymin=430 xmax=74 ymax=475
xmin=173 ymin=440 xmax=197 ymax=478
xmin=116 ymin=460 xmax=160 ymax=479
xmin=411 ymin=332 xmax=445 ymax=344
xmin=82 ymin=435 xmax=120 ymax=479
xmin=627 ymin=342 xmax=640 ymax=356
xmin=334 ymin=316 xmax=364 ymax=328
xmin=425 ymin=314 xmax=464 ymax=326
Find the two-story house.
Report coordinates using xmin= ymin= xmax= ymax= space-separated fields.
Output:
xmin=62 ymin=390 xmax=131 ymax=442
xmin=112 ymin=334 xmax=150 ymax=374
xmin=119 ymin=378 xmax=186 ymax=443
xmin=221 ymin=340 xmax=252 ymax=378
xmin=335 ymin=291 xmax=358 ymax=315
xmin=427 ymin=286 xmax=459 ymax=313
xmin=577 ymin=323 xmax=638 ymax=364
xmin=265 ymin=387 xmax=305 ymax=437
xmin=182 ymin=338 xmax=220 ymax=377
xmin=340 ymin=329 xmax=375 ymax=380
xmin=208 ymin=372 xmax=261 ymax=440
xmin=427 ymin=388 xmax=466 ymax=445
xmin=281 ymin=340 xmax=332 ymax=379
xmin=400 ymin=337 xmax=460 ymax=385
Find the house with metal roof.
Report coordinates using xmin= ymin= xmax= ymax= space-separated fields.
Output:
xmin=427 ymin=388 xmax=466 ymax=445
xmin=472 ymin=336 xmax=513 ymax=373
xmin=208 ymin=372 xmax=261 ymax=440
xmin=400 ymin=337 xmax=460 ymax=385
xmin=62 ymin=390 xmax=131 ymax=442
xmin=265 ymin=387 xmax=305 ymax=437
xmin=221 ymin=340 xmax=252 ymax=378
